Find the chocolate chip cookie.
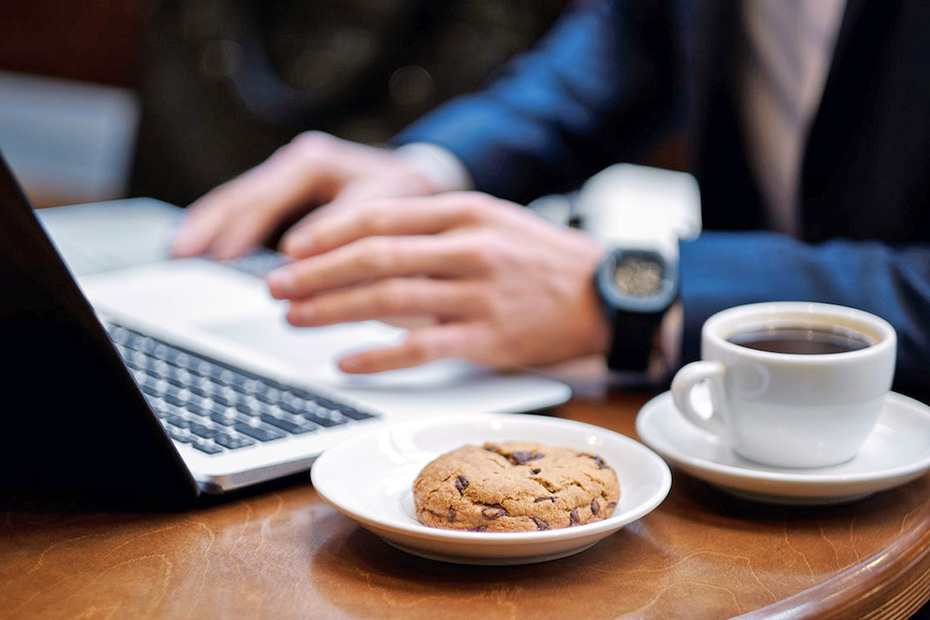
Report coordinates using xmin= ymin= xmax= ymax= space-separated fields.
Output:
xmin=413 ymin=441 xmax=620 ymax=532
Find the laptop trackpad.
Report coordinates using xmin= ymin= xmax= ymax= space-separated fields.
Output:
xmin=200 ymin=315 xmax=487 ymax=390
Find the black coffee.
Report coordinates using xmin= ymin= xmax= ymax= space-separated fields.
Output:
xmin=726 ymin=326 xmax=873 ymax=355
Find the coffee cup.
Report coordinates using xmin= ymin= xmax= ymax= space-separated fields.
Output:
xmin=670 ymin=302 xmax=896 ymax=468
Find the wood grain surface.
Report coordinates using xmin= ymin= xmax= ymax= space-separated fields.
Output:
xmin=3 ymin=372 xmax=930 ymax=620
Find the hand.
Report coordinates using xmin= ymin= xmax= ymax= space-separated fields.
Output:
xmin=266 ymin=192 xmax=610 ymax=373
xmin=170 ymin=132 xmax=437 ymax=260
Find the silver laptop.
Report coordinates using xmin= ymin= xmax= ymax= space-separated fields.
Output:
xmin=0 ymin=150 xmax=570 ymax=508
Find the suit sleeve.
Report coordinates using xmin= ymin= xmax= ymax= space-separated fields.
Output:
xmin=392 ymin=0 xmax=679 ymax=205
xmin=680 ymin=232 xmax=930 ymax=396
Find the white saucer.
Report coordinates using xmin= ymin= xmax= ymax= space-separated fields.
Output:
xmin=311 ymin=413 xmax=671 ymax=565
xmin=636 ymin=391 xmax=930 ymax=505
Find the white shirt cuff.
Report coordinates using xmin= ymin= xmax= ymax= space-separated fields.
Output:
xmin=395 ymin=143 xmax=474 ymax=194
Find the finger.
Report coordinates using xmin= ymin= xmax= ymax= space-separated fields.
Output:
xmin=172 ymin=137 xmax=343 ymax=259
xmin=278 ymin=168 xmax=438 ymax=243
xmin=280 ymin=193 xmax=489 ymax=258
xmin=172 ymin=180 xmax=306 ymax=260
xmin=283 ymin=277 xmax=484 ymax=326
xmin=267 ymin=235 xmax=487 ymax=299
xmin=337 ymin=323 xmax=492 ymax=373
xmin=170 ymin=183 xmax=251 ymax=258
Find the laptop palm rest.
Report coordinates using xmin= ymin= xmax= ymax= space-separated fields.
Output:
xmin=80 ymin=259 xmax=572 ymax=417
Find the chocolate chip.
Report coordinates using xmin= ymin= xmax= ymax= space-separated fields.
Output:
xmin=529 ymin=468 xmax=541 ymax=475
xmin=593 ymin=455 xmax=610 ymax=470
xmin=471 ymin=525 xmax=488 ymax=532
xmin=454 ymin=475 xmax=469 ymax=493
xmin=591 ymin=499 xmax=599 ymax=516
xmin=570 ymin=508 xmax=580 ymax=525
xmin=448 ymin=508 xmax=457 ymax=522
xmin=533 ymin=497 xmax=555 ymax=503
xmin=607 ymin=502 xmax=617 ymax=510
xmin=481 ymin=504 xmax=508 ymax=520
xmin=511 ymin=450 xmax=544 ymax=466
xmin=532 ymin=517 xmax=550 ymax=531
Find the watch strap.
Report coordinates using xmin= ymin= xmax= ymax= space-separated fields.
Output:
xmin=605 ymin=307 xmax=663 ymax=372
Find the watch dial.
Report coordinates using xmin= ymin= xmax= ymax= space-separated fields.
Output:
xmin=613 ymin=255 xmax=663 ymax=296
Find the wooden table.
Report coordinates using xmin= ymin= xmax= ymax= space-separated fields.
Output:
xmin=4 ymin=367 xmax=930 ymax=620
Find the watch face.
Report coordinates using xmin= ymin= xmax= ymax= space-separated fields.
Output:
xmin=596 ymin=248 xmax=678 ymax=314
xmin=613 ymin=254 xmax=664 ymax=296
xmin=595 ymin=248 xmax=679 ymax=372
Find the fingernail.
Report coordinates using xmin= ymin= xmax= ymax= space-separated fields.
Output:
xmin=281 ymin=231 xmax=312 ymax=257
xmin=286 ymin=304 xmax=312 ymax=325
xmin=267 ymin=268 xmax=295 ymax=297
xmin=171 ymin=229 xmax=198 ymax=257
xmin=339 ymin=356 xmax=365 ymax=373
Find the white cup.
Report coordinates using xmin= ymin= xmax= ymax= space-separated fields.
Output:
xmin=671 ymin=302 xmax=896 ymax=468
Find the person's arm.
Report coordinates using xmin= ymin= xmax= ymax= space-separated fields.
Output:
xmin=170 ymin=133 xmax=441 ymax=260
xmin=393 ymin=0 xmax=680 ymax=205
xmin=680 ymin=233 xmax=930 ymax=396
xmin=171 ymin=0 xmax=678 ymax=260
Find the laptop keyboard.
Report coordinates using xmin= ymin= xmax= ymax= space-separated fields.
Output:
xmin=105 ymin=323 xmax=378 ymax=456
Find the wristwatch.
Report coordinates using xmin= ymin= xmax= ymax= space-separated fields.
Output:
xmin=594 ymin=247 xmax=679 ymax=372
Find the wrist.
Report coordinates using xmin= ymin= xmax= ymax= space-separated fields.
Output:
xmin=593 ymin=247 xmax=680 ymax=376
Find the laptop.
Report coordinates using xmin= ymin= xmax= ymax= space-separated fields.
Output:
xmin=0 ymin=150 xmax=571 ymax=509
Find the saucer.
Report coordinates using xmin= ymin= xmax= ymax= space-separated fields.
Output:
xmin=635 ymin=391 xmax=930 ymax=505
xmin=311 ymin=412 xmax=671 ymax=565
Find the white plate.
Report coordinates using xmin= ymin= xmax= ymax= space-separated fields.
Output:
xmin=311 ymin=413 xmax=671 ymax=565
xmin=636 ymin=391 xmax=930 ymax=505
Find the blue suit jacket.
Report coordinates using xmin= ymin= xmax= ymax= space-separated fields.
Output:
xmin=395 ymin=0 xmax=930 ymax=395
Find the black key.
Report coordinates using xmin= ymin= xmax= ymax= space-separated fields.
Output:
xmin=302 ymin=412 xmax=347 ymax=428
xmin=227 ymin=374 xmax=263 ymax=393
xmin=203 ymin=403 xmax=231 ymax=417
xmin=166 ymin=429 xmax=192 ymax=443
xmin=140 ymin=383 xmax=160 ymax=397
xmin=339 ymin=407 xmax=377 ymax=421
xmin=164 ymin=393 xmax=186 ymax=407
xmin=212 ymin=393 xmax=235 ymax=407
xmin=212 ymin=368 xmax=237 ymax=386
xmin=151 ymin=407 xmax=171 ymax=419
xmin=136 ymin=374 xmax=161 ymax=390
xmin=276 ymin=401 xmax=304 ymax=416
xmin=189 ymin=423 xmax=220 ymax=440
xmin=185 ymin=410 xmax=213 ymax=425
xmin=164 ymin=374 xmax=188 ymax=389
xmin=210 ymin=413 xmax=237 ymax=427
xmin=235 ymin=402 xmax=260 ymax=416
xmin=226 ymin=412 xmax=255 ymax=425
xmin=254 ymin=390 xmax=282 ymax=405
xmin=259 ymin=414 xmax=317 ymax=435
xmin=234 ymin=422 xmax=285 ymax=442
xmin=165 ymin=349 xmax=192 ymax=367
xmin=191 ymin=441 xmax=223 ymax=455
xmin=214 ymin=433 xmax=255 ymax=450
xmin=187 ymin=384 xmax=209 ymax=398
xmin=313 ymin=397 xmax=340 ymax=409
xmin=165 ymin=415 xmax=191 ymax=429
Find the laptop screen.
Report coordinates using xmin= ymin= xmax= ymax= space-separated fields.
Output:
xmin=0 ymin=150 xmax=200 ymax=508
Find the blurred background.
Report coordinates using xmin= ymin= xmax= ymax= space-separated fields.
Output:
xmin=0 ymin=0 xmax=568 ymax=209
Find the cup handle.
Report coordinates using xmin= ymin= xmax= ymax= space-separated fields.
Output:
xmin=670 ymin=360 xmax=728 ymax=437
